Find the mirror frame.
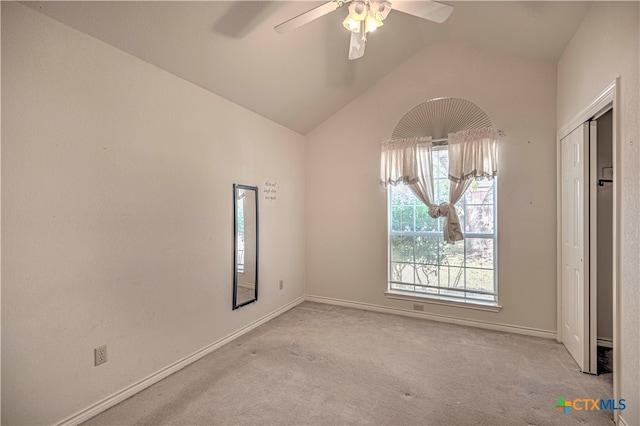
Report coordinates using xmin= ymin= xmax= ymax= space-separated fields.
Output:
xmin=233 ymin=183 xmax=259 ymax=310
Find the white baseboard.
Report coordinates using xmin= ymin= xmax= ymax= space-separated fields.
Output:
xmin=56 ymin=293 xmax=560 ymax=425
xmin=305 ymin=295 xmax=557 ymax=339
xmin=56 ymin=295 xmax=306 ymax=426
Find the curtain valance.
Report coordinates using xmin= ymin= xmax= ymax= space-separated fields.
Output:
xmin=380 ymin=136 xmax=432 ymax=187
xmin=448 ymin=127 xmax=499 ymax=183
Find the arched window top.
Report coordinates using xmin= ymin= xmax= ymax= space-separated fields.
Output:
xmin=391 ymin=97 xmax=494 ymax=140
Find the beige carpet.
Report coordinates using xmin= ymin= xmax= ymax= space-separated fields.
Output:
xmin=84 ymin=302 xmax=614 ymax=425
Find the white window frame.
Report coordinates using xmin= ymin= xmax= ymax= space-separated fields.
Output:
xmin=385 ymin=146 xmax=501 ymax=312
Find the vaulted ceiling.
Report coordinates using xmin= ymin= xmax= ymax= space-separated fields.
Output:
xmin=24 ymin=1 xmax=592 ymax=135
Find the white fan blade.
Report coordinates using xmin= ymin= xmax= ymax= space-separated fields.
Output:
xmin=349 ymin=31 xmax=366 ymax=60
xmin=391 ymin=1 xmax=453 ymax=24
xmin=275 ymin=1 xmax=344 ymax=34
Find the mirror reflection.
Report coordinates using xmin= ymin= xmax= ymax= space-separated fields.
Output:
xmin=233 ymin=184 xmax=258 ymax=309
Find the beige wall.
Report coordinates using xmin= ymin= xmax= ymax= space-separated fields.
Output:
xmin=1 ymin=3 xmax=305 ymax=425
xmin=557 ymin=2 xmax=639 ymax=424
xmin=306 ymin=42 xmax=558 ymax=333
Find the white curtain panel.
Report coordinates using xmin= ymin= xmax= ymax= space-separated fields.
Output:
xmin=442 ymin=127 xmax=499 ymax=243
xmin=380 ymin=136 xmax=433 ymax=187
xmin=447 ymin=127 xmax=499 ymax=183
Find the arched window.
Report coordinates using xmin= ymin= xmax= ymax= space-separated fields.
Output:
xmin=382 ymin=98 xmax=499 ymax=307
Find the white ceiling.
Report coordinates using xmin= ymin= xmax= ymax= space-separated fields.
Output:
xmin=23 ymin=1 xmax=592 ymax=135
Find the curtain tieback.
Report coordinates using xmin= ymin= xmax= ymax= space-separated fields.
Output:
xmin=428 ymin=203 xmax=455 ymax=221
xmin=428 ymin=202 xmax=463 ymax=244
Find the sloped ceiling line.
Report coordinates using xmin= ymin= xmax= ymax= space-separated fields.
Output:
xmin=22 ymin=1 xmax=592 ymax=135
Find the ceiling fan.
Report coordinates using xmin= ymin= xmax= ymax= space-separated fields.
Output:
xmin=274 ymin=1 xmax=454 ymax=60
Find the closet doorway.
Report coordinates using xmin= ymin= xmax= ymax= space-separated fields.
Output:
xmin=557 ymin=80 xmax=618 ymax=411
xmin=559 ymin=109 xmax=613 ymax=373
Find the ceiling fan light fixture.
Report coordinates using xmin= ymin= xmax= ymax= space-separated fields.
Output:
xmin=343 ymin=0 xmax=370 ymax=33
xmin=365 ymin=14 xmax=383 ymax=32
xmin=372 ymin=1 xmax=391 ymax=19
xmin=351 ymin=1 xmax=367 ymax=18
xmin=274 ymin=0 xmax=454 ymax=60
xmin=343 ymin=16 xmax=361 ymax=32
xmin=343 ymin=0 xmax=386 ymax=34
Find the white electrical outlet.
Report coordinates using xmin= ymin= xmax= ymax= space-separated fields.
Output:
xmin=94 ymin=345 xmax=107 ymax=366
xmin=279 ymin=280 xmax=284 ymax=290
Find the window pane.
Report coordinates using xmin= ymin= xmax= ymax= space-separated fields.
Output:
xmin=391 ymin=185 xmax=416 ymax=232
xmin=465 ymin=268 xmax=494 ymax=293
xmin=465 ymin=180 xmax=494 ymax=205
xmin=391 ymin=236 xmax=414 ymax=262
xmin=390 ymin=188 xmax=403 ymax=206
xmin=414 ymin=236 xmax=440 ymax=265
xmin=415 ymin=264 xmax=438 ymax=286
xmin=433 ymin=150 xmax=449 ymax=177
xmin=390 ymin=262 xmax=415 ymax=284
xmin=464 ymin=205 xmax=494 ymax=234
xmin=392 ymin=205 xmax=414 ymax=232
xmin=441 ymin=240 xmax=464 ymax=267
xmin=465 ymin=238 xmax=494 ymax=269
xmin=433 ymin=178 xmax=449 ymax=206
xmin=415 ymin=203 xmax=437 ymax=232
xmin=391 ymin=184 xmax=413 ymax=205
xmin=438 ymin=265 xmax=465 ymax=289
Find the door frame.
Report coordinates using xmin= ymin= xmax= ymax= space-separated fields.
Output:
xmin=556 ymin=79 xmax=619 ymax=414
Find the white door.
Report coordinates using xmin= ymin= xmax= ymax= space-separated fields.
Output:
xmin=560 ymin=124 xmax=590 ymax=371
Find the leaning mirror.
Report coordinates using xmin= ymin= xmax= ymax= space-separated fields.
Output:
xmin=233 ymin=184 xmax=258 ymax=309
